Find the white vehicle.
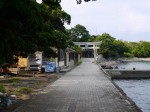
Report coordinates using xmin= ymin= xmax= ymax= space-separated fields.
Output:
xmin=28 ymin=51 xmax=43 ymax=71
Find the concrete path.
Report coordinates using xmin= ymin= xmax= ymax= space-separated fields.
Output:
xmin=14 ymin=58 xmax=140 ymax=112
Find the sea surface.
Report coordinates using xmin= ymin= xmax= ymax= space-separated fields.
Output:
xmin=114 ymin=79 xmax=150 ymax=112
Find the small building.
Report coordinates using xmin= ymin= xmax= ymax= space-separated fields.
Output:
xmin=16 ymin=48 xmax=78 ymax=73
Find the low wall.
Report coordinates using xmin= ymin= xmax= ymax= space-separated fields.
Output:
xmin=104 ymin=69 xmax=150 ymax=79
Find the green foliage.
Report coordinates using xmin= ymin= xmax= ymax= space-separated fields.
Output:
xmin=92 ymin=35 xmax=101 ymax=42
xmin=131 ymin=41 xmax=150 ymax=57
xmin=74 ymin=45 xmax=82 ymax=54
xmin=67 ymin=24 xmax=93 ymax=42
xmin=36 ymin=80 xmax=45 ymax=85
xmin=97 ymin=33 xmax=116 ymax=58
xmin=9 ymin=77 xmax=20 ymax=83
xmin=53 ymin=0 xmax=96 ymax=5
xmin=113 ymin=40 xmax=129 ymax=57
xmin=0 ymin=0 xmax=71 ymax=65
xmin=75 ymin=0 xmax=95 ymax=4
xmin=94 ymin=33 xmax=115 ymax=41
xmin=93 ymin=33 xmax=150 ymax=59
xmin=0 ymin=84 xmax=5 ymax=93
xmin=17 ymin=87 xmax=32 ymax=94
xmin=96 ymin=33 xmax=129 ymax=59
xmin=123 ymin=52 xmax=133 ymax=58
xmin=75 ymin=61 xmax=82 ymax=66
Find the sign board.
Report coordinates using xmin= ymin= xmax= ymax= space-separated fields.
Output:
xmin=45 ymin=62 xmax=56 ymax=72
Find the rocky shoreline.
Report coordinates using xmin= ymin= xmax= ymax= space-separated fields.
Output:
xmin=97 ymin=56 xmax=150 ymax=69
xmin=97 ymin=56 xmax=120 ymax=69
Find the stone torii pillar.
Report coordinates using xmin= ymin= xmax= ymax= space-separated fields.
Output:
xmin=93 ymin=44 xmax=96 ymax=63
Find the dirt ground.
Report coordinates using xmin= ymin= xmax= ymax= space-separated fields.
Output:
xmin=0 ymin=73 xmax=60 ymax=112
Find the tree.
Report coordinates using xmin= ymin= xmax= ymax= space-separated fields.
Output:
xmin=67 ymin=24 xmax=92 ymax=42
xmin=113 ymin=40 xmax=129 ymax=57
xmin=39 ymin=0 xmax=96 ymax=4
xmin=0 ymin=0 xmax=71 ymax=65
xmin=75 ymin=0 xmax=96 ymax=4
xmin=96 ymin=33 xmax=129 ymax=59
xmin=73 ymin=45 xmax=82 ymax=54
xmin=132 ymin=41 xmax=150 ymax=57
xmin=99 ymin=33 xmax=116 ymax=58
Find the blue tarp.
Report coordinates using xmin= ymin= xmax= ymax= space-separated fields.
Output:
xmin=45 ymin=62 xmax=56 ymax=72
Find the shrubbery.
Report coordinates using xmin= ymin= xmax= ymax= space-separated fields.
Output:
xmin=17 ymin=87 xmax=32 ymax=94
xmin=0 ymin=84 xmax=5 ymax=93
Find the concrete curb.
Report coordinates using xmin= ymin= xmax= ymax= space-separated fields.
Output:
xmin=97 ymin=63 xmax=142 ymax=112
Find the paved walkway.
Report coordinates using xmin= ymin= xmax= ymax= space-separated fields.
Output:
xmin=14 ymin=58 xmax=140 ymax=112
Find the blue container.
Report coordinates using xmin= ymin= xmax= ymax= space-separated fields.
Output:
xmin=45 ymin=62 xmax=56 ymax=72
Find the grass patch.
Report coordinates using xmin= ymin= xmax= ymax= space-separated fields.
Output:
xmin=36 ymin=80 xmax=45 ymax=85
xmin=9 ymin=77 xmax=20 ymax=83
xmin=17 ymin=87 xmax=32 ymax=94
xmin=0 ymin=84 xmax=5 ymax=93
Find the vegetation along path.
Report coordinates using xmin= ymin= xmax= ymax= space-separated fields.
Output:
xmin=14 ymin=58 xmax=141 ymax=112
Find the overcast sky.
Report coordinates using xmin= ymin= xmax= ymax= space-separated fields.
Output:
xmin=60 ymin=0 xmax=150 ymax=42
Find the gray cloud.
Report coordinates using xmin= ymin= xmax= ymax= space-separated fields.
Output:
xmin=61 ymin=0 xmax=150 ymax=42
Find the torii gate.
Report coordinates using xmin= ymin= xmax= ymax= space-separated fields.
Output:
xmin=73 ymin=42 xmax=101 ymax=62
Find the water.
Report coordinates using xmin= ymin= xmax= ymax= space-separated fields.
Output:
xmin=114 ymin=80 xmax=150 ymax=112
xmin=113 ymin=61 xmax=150 ymax=111
xmin=117 ymin=61 xmax=150 ymax=70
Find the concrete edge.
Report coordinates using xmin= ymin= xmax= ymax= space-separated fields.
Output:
xmin=97 ymin=63 xmax=142 ymax=112
xmin=111 ymin=80 xmax=142 ymax=112
xmin=97 ymin=63 xmax=111 ymax=79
